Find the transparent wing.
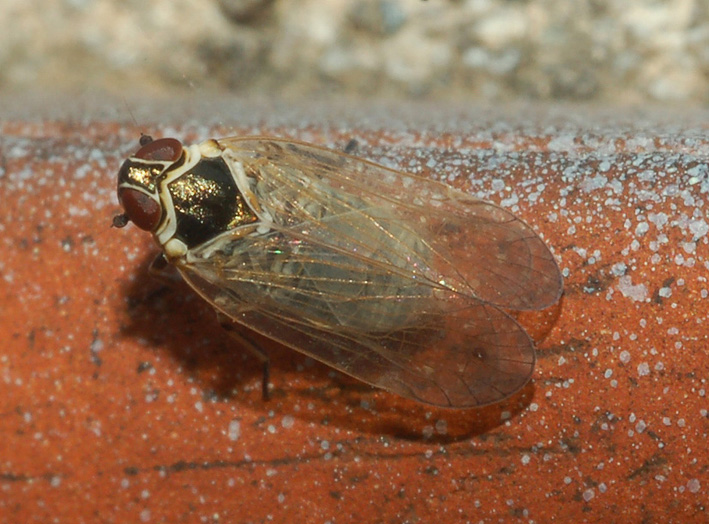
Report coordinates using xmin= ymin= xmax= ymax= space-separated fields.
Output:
xmin=175 ymin=137 xmax=562 ymax=407
xmin=217 ymin=137 xmax=563 ymax=310
xmin=178 ymin=233 xmax=536 ymax=408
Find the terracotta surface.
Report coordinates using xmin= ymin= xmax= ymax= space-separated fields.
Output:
xmin=1 ymin=102 xmax=707 ymax=523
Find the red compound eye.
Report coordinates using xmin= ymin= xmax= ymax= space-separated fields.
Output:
xmin=118 ymin=187 xmax=161 ymax=231
xmin=134 ymin=137 xmax=183 ymax=162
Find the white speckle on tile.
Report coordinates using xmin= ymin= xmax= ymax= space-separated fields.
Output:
xmin=228 ymin=420 xmax=241 ymax=442
xmin=648 ymin=212 xmax=668 ymax=229
xmin=582 ymin=489 xmax=594 ymax=502
xmin=435 ymin=419 xmax=448 ymax=435
xmin=611 ymin=262 xmax=627 ymax=276
xmin=501 ymin=193 xmax=519 ymax=207
xmin=687 ymin=479 xmax=701 ymax=493
xmin=619 ymin=351 xmax=631 ymax=364
xmin=617 ymin=275 xmax=649 ymax=302
xmin=689 ymin=219 xmax=708 ymax=238
xmin=682 ymin=242 xmax=696 ymax=254
xmin=90 ymin=337 xmax=104 ymax=353
xmin=581 ymin=175 xmax=608 ymax=193
xmin=548 ymin=134 xmax=578 ymax=152
xmin=637 ymin=363 xmax=650 ymax=377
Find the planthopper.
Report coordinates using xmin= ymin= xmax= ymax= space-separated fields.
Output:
xmin=114 ymin=135 xmax=563 ymax=408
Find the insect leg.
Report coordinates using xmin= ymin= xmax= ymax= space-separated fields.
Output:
xmin=147 ymin=254 xmax=182 ymax=284
xmin=343 ymin=138 xmax=359 ymax=154
xmin=217 ymin=313 xmax=271 ymax=401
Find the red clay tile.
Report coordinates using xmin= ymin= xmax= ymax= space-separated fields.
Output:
xmin=1 ymin=104 xmax=707 ymax=523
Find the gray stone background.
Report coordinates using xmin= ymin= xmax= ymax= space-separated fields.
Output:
xmin=2 ymin=0 xmax=708 ymax=103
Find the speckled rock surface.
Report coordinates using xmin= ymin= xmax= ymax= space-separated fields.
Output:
xmin=2 ymin=0 xmax=709 ymax=102
xmin=1 ymin=99 xmax=707 ymax=522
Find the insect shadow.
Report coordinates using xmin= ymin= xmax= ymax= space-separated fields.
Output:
xmin=118 ymin=250 xmax=303 ymax=398
xmin=118 ymin=250 xmax=554 ymax=441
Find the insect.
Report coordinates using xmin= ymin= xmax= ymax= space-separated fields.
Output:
xmin=114 ymin=135 xmax=563 ymax=408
